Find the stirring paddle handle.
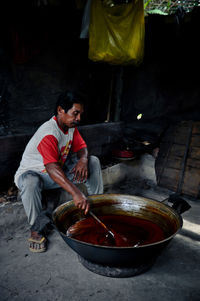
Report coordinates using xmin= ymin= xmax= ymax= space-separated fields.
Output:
xmin=89 ymin=211 xmax=109 ymax=231
xmin=89 ymin=211 xmax=115 ymax=241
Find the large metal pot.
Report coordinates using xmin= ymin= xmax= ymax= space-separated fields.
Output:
xmin=52 ymin=194 xmax=183 ymax=267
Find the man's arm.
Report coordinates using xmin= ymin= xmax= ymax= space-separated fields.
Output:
xmin=45 ymin=162 xmax=89 ymax=214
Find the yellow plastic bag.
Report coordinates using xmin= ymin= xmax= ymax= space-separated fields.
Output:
xmin=88 ymin=0 xmax=145 ymax=66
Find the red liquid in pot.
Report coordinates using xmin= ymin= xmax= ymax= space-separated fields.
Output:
xmin=67 ymin=215 xmax=166 ymax=247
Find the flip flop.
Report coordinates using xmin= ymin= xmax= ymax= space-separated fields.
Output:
xmin=28 ymin=236 xmax=47 ymax=253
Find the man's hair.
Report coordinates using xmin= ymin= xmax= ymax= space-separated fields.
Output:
xmin=54 ymin=90 xmax=85 ymax=116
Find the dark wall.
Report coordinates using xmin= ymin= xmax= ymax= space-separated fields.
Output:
xmin=0 ymin=2 xmax=200 ymax=140
xmin=0 ymin=0 xmax=113 ymax=136
xmin=120 ymin=7 xmax=200 ymax=144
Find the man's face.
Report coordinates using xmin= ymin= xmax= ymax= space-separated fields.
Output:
xmin=57 ymin=103 xmax=84 ymax=130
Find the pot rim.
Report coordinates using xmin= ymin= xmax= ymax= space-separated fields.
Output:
xmin=53 ymin=193 xmax=183 ymax=249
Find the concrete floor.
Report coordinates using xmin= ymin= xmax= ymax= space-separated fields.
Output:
xmin=1 ymin=156 xmax=200 ymax=301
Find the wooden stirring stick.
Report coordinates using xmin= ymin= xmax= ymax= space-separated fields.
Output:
xmin=89 ymin=211 xmax=115 ymax=244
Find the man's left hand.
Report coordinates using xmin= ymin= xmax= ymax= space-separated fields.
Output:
xmin=70 ymin=157 xmax=88 ymax=183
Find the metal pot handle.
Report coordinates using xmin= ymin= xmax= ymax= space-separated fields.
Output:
xmin=161 ymin=193 xmax=191 ymax=214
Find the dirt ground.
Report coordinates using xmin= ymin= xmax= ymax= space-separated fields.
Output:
xmin=1 ymin=178 xmax=200 ymax=301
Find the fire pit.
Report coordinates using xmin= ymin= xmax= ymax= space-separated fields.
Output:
xmin=78 ymin=255 xmax=155 ymax=278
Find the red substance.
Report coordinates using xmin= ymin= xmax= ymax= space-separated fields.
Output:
xmin=67 ymin=215 xmax=165 ymax=247
xmin=112 ymin=149 xmax=134 ymax=158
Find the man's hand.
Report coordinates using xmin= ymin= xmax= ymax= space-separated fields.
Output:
xmin=70 ymin=157 xmax=88 ymax=183
xmin=73 ymin=189 xmax=90 ymax=215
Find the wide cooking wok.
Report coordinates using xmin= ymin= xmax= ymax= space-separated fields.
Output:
xmin=52 ymin=194 xmax=184 ymax=267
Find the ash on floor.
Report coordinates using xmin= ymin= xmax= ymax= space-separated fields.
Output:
xmin=0 ymin=184 xmax=18 ymax=203
xmin=0 ymin=178 xmax=200 ymax=301
xmin=104 ymin=178 xmax=172 ymax=202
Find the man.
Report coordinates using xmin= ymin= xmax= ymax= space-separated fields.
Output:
xmin=14 ymin=91 xmax=103 ymax=253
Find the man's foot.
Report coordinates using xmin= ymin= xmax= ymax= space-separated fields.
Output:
xmin=28 ymin=231 xmax=47 ymax=253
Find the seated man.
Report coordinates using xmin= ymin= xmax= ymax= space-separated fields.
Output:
xmin=14 ymin=90 xmax=103 ymax=253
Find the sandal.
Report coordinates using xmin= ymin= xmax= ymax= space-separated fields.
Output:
xmin=28 ymin=231 xmax=47 ymax=253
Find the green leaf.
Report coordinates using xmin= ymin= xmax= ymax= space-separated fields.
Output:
xmin=146 ymin=9 xmax=168 ymax=15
